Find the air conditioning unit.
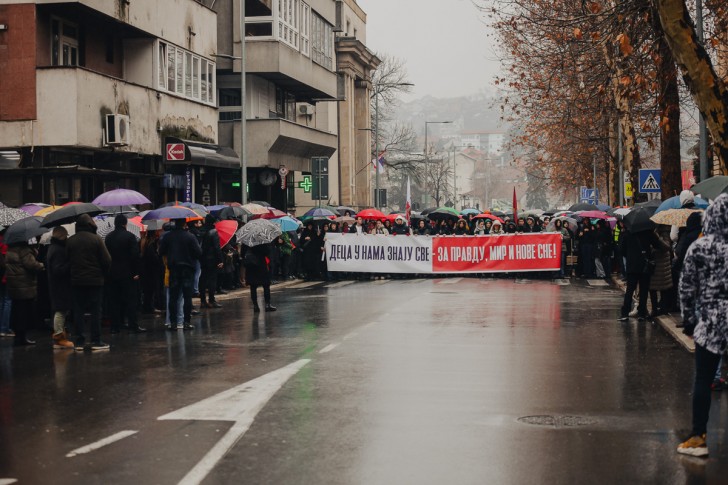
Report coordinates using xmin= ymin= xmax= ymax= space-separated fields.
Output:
xmin=298 ymin=104 xmax=315 ymax=116
xmin=105 ymin=114 xmax=130 ymax=146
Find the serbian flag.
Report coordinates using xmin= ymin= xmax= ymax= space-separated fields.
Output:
xmin=405 ymin=176 xmax=412 ymax=225
xmin=512 ymin=187 xmax=518 ymax=221
xmin=371 ymin=151 xmax=386 ymax=174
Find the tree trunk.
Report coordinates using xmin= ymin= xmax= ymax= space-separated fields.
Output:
xmin=653 ymin=6 xmax=683 ymax=198
xmin=603 ymin=44 xmax=642 ymax=197
xmin=655 ymin=0 xmax=728 ymax=175
xmin=608 ymin=118 xmax=619 ymax=205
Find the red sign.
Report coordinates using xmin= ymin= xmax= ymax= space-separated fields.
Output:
xmin=681 ymin=170 xmax=696 ymax=191
xmin=432 ymin=234 xmax=561 ymax=273
xmin=166 ymin=143 xmax=185 ymax=161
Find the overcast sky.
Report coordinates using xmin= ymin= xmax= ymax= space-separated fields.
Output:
xmin=358 ymin=0 xmax=503 ymax=100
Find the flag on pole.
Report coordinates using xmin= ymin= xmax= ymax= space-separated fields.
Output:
xmin=371 ymin=151 xmax=386 ymax=174
xmin=405 ymin=176 xmax=412 ymax=225
xmin=512 ymin=187 xmax=518 ymax=222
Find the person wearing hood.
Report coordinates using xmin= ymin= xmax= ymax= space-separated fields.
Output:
xmin=5 ymin=237 xmax=44 ymax=346
xmin=159 ymin=218 xmax=202 ymax=330
xmin=199 ymin=214 xmax=223 ymax=308
xmin=671 ymin=190 xmax=697 ymax=243
xmin=453 ymin=219 xmax=469 ymax=235
xmin=46 ymin=226 xmax=73 ymax=348
xmin=473 ymin=220 xmax=488 ymax=235
xmin=66 ymin=213 xmax=112 ymax=351
xmin=490 ymin=220 xmax=503 ymax=234
xmin=516 ymin=217 xmax=530 ymax=233
xmin=391 ymin=216 xmax=410 ymax=235
xmin=105 ymin=214 xmax=145 ymax=334
xmin=676 ymin=193 xmax=728 ymax=457
xmin=672 ymin=211 xmax=703 ymax=295
xmin=526 ymin=216 xmax=540 ymax=233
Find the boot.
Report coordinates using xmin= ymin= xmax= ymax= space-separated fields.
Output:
xmin=53 ymin=331 xmax=74 ymax=349
xmin=253 ymin=302 xmax=261 ymax=312
xmin=265 ymin=303 xmax=277 ymax=312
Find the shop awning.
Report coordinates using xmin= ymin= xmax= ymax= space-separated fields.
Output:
xmin=164 ymin=138 xmax=240 ymax=170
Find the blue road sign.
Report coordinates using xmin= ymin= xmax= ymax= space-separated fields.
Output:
xmin=580 ymin=187 xmax=598 ymax=204
xmin=638 ymin=169 xmax=661 ymax=193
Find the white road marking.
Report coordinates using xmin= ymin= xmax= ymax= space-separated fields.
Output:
xmin=342 ymin=332 xmax=358 ymax=340
xmin=319 ymin=343 xmax=339 ymax=353
xmin=65 ymin=430 xmax=138 ymax=458
xmin=324 ymin=281 xmax=355 ymax=288
xmin=372 ymin=279 xmax=390 ymax=285
xmin=0 ymin=480 xmax=18 ymax=485
xmin=159 ymin=359 xmax=311 ymax=485
xmin=587 ymin=279 xmax=609 ymax=287
xmin=438 ymin=278 xmax=463 ymax=284
xmin=406 ymin=278 xmax=427 ymax=284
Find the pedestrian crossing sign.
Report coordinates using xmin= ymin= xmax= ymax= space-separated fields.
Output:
xmin=638 ymin=169 xmax=661 ymax=193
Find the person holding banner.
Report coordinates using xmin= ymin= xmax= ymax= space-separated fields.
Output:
xmin=371 ymin=220 xmax=389 ymax=235
xmin=491 ymin=220 xmax=503 ymax=234
xmin=349 ymin=217 xmax=368 ymax=235
xmin=453 ymin=219 xmax=470 ymax=235
xmin=473 ymin=220 xmax=488 ymax=235
xmin=391 ymin=216 xmax=410 ymax=235
xmin=414 ymin=220 xmax=431 ymax=236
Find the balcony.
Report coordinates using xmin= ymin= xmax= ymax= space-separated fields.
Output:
xmin=0 ymin=67 xmax=218 ymax=155
xmin=245 ymin=41 xmax=338 ymax=101
xmin=220 ymin=118 xmax=337 ymax=173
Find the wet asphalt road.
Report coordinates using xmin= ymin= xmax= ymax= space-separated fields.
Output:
xmin=1 ymin=276 xmax=727 ymax=484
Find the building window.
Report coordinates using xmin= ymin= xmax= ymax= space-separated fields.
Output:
xmin=246 ymin=0 xmax=274 ymax=39
xmin=301 ymin=3 xmax=310 ymax=56
xmin=219 ymin=88 xmax=242 ymax=121
xmin=278 ymin=0 xmax=300 ymax=50
xmin=157 ymin=41 xmax=215 ymax=105
xmin=51 ymin=17 xmax=80 ymax=67
xmin=311 ymin=12 xmax=333 ymax=70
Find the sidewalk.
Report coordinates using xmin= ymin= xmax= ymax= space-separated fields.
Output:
xmin=611 ymin=276 xmax=695 ymax=353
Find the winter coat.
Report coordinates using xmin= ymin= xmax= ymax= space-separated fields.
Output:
xmin=679 ymin=193 xmax=728 ymax=354
xmin=46 ymin=238 xmax=72 ymax=311
xmin=244 ymin=244 xmax=271 ymax=286
xmin=200 ymin=224 xmax=223 ymax=268
xmin=105 ymin=227 xmax=141 ymax=281
xmin=66 ymin=214 xmax=112 ymax=287
xmin=5 ymin=245 xmax=44 ymax=300
xmin=621 ymin=229 xmax=660 ymax=275
xmin=649 ymin=227 xmax=673 ymax=291
xmin=391 ymin=222 xmax=410 ymax=235
xmin=673 ymin=211 xmax=702 ymax=278
xmin=159 ymin=227 xmax=202 ymax=270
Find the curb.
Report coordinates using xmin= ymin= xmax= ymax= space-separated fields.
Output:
xmin=610 ymin=276 xmax=695 ymax=353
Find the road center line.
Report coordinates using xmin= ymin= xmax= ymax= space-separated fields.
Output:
xmin=0 ymin=479 xmax=18 ymax=485
xmin=319 ymin=343 xmax=339 ymax=354
xmin=159 ymin=359 xmax=311 ymax=485
xmin=65 ymin=430 xmax=138 ymax=458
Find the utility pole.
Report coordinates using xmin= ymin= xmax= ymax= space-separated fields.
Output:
xmin=697 ymin=0 xmax=709 ymax=181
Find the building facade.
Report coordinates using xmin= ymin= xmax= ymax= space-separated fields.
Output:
xmin=0 ymin=0 xmax=223 ymax=207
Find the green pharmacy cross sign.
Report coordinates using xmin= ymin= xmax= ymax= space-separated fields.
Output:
xmin=299 ymin=175 xmax=312 ymax=193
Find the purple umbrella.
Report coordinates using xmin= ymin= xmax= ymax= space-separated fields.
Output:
xmin=92 ymin=189 xmax=151 ymax=207
xmin=19 ymin=203 xmax=50 ymax=215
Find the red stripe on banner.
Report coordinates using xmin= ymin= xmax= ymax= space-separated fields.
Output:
xmin=432 ymin=234 xmax=561 ymax=273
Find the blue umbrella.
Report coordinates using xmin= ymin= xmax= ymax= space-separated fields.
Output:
xmin=460 ymin=208 xmax=481 ymax=215
xmin=654 ymin=195 xmax=709 ymax=214
xmin=270 ymin=216 xmax=300 ymax=232
xmin=206 ymin=205 xmax=227 ymax=213
xmin=142 ymin=206 xmax=200 ymax=221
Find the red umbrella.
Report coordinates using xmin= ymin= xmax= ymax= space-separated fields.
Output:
xmin=215 ymin=220 xmax=239 ymax=247
xmin=259 ymin=208 xmax=287 ymax=220
xmin=357 ymin=208 xmax=386 ymax=220
xmin=472 ymin=213 xmax=504 ymax=223
xmin=127 ymin=216 xmax=146 ymax=232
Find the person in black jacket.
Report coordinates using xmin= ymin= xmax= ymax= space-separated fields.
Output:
xmin=391 ymin=216 xmax=410 ymax=235
xmin=66 ymin=214 xmax=112 ymax=350
xmin=199 ymin=214 xmax=223 ymax=308
xmin=244 ymin=243 xmax=276 ymax=312
xmin=105 ymin=214 xmax=145 ymax=333
xmin=618 ymin=228 xmax=660 ymax=321
xmin=159 ymin=219 xmax=202 ymax=330
xmin=46 ymin=226 xmax=73 ymax=348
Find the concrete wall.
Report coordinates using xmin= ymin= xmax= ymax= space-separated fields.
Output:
xmin=0 ymin=68 xmax=217 ymax=153
xmin=340 ymin=0 xmax=366 ymax=43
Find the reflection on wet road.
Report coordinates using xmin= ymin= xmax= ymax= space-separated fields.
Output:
xmin=1 ymin=277 xmax=726 ymax=484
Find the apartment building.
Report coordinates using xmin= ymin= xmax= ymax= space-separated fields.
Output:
xmin=0 ymin=0 xmax=224 ymax=206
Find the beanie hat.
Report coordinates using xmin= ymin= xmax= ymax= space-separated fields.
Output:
xmin=114 ymin=214 xmax=128 ymax=227
xmin=679 ymin=190 xmax=695 ymax=206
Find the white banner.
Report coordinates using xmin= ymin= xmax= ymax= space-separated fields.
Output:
xmin=325 ymin=233 xmax=431 ymax=273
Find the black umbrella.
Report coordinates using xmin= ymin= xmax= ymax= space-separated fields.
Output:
xmin=4 ymin=216 xmax=49 ymax=245
xmin=569 ymin=202 xmax=598 ymax=211
xmin=218 ymin=206 xmax=251 ymax=220
xmin=420 ymin=207 xmax=437 ymax=215
xmin=490 ymin=210 xmax=506 ymax=217
xmin=634 ymin=199 xmax=661 ymax=213
xmin=624 ymin=207 xmax=656 ymax=233
xmin=40 ymin=203 xmax=105 ymax=228
xmin=690 ymin=175 xmax=728 ymax=201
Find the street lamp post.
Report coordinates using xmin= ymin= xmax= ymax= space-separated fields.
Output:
xmin=371 ymin=82 xmax=413 ymax=208
xmin=424 ymin=120 xmax=452 ymax=207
